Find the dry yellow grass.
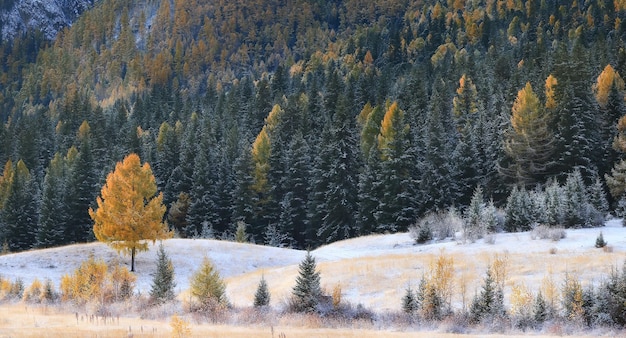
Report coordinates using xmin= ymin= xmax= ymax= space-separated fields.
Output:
xmin=0 ymin=304 xmax=602 ymax=338
xmin=227 ymin=246 xmax=625 ymax=311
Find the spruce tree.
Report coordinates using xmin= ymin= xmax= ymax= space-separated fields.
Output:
xmin=402 ymin=285 xmax=418 ymax=316
xmin=504 ymin=186 xmax=535 ymax=232
xmin=375 ymin=102 xmax=417 ymax=233
xmin=533 ymin=291 xmax=549 ymax=324
xmin=470 ymin=268 xmax=505 ymax=324
xmin=2 ymin=160 xmax=39 ymax=251
xmin=37 ymin=154 xmax=66 ymax=248
xmin=291 ymin=252 xmax=322 ymax=313
xmin=253 ymin=275 xmax=271 ymax=307
xmin=150 ymin=243 xmax=176 ymax=303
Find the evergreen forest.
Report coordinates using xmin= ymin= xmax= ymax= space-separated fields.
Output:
xmin=1 ymin=0 xmax=626 ymax=251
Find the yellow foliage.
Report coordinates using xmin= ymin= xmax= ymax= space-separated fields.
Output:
xmin=428 ymin=252 xmax=454 ymax=307
xmin=377 ymin=101 xmax=409 ymax=160
xmin=511 ymin=82 xmax=542 ymax=135
xmin=264 ymin=104 xmax=283 ymax=133
xmin=170 ymin=314 xmax=192 ymax=338
xmin=251 ymin=127 xmax=271 ymax=194
xmin=90 ymin=154 xmax=170 ymax=271
xmin=60 ymin=255 xmax=108 ymax=303
xmin=510 ymin=282 xmax=533 ymax=317
xmin=614 ymin=115 xmax=626 ymax=152
xmin=541 ymin=269 xmax=558 ymax=310
xmin=594 ymin=64 xmax=625 ymax=108
xmin=332 ymin=283 xmax=342 ymax=309
xmin=190 ymin=257 xmax=227 ymax=309
xmin=22 ymin=279 xmax=43 ymax=303
xmin=490 ymin=252 xmax=509 ymax=290
xmin=545 ymin=74 xmax=558 ymax=110
xmin=60 ymin=256 xmax=135 ymax=304
xmin=0 ymin=278 xmax=12 ymax=300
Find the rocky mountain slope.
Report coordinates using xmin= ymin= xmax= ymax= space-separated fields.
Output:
xmin=0 ymin=0 xmax=94 ymax=40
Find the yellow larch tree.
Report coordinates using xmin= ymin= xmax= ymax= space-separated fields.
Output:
xmin=593 ymin=64 xmax=624 ymax=108
xmin=90 ymin=153 xmax=170 ymax=272
xmin=503 ymin=82 xmax=555 ymax=186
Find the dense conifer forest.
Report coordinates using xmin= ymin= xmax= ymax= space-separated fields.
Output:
xmin=1 ymin=0 xmax=626 ymax=251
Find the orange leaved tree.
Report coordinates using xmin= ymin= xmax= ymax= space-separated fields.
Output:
xmin=90 ymin=153 xmax=170 ymax=271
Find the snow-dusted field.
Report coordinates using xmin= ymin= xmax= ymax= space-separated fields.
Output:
xmin=0 ymin=220 xmax=624 ymax=312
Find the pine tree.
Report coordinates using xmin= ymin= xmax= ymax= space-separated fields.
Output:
xmin=310 ymin=97 xmax=359 ymax=246
xmin=470 ymin=267 xmax=505 ymax=324
xmin=595 ymin=232 xmax=607 ymax=248
xmin=1 ymin=160 xmax=39 ymax=252
xmin=563 ymin=169 xmax=592 ymax=227
xmin=253 ymin=275 xmax=270 ymax=307
xmin=186 ymin=146 xmax=219 ymax=237
xmin=37 ymin=153 xmax=66 ymax=248
xmin=419 ymin=80 xmax=459 ymax=212
xmin=504 ymin=186 xmax=535 ymax=232
xmin=190 ymin=257 xmax=228 ymax=310
xmin=552 ymin=42 xmax=602 ymax=180
xmin=65 ymin=124 xmax=98 ymax=243
xmin=150 ymin=243 xmax=176 ymax=303
xmin=533 ymin=291 xmax=549 ymax=324
xmin=402 ymin=284 xmax=418 ymax=316
xmin=230 ymin=141 xmax=256 ymax=228
xmin=291 ymin=252 xmax=322 ymax=313
xmin=464 ymin=185 xmax=485 ymax=242
xmin=277 ymin=133 xmax=310 ymax=246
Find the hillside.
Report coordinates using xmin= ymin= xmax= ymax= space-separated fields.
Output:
xmin=1 ymin=220 xmax=624 ymax=312
xmin=0 ymin=0 xmax=94 ymax=40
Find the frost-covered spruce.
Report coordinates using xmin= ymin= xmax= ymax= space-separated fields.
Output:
xmin=150 ymin=243 xmax=176 ymax=303
xmin=291 ymin=252 xmax=322 ymax=313
xmin=253 ymin=275 xmax=270 ymax=307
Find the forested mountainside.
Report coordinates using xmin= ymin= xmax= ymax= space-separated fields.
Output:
xmin=0 ymin=0 xmax=94 ymax=41
xmin=0 ymin=0 xmax=625 ymax=251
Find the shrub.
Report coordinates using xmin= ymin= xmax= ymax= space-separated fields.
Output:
xmin=170 ymin=314 xmax=192 ymax=338
xmin=530 ymin=225 xmax=566 ymax=241
xmin=409 ymin=222 xmax=432 ymax=244
xmin=410 ymin=209 xmax=461 ymax=243
xmin=60 ymin=255 xmax=134 ymax=304
xmin=22 ymin=278 xmax=43 ymax=303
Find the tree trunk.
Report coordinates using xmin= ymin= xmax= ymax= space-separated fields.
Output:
xmin=131 ymin=246 xmax=136 ymax=272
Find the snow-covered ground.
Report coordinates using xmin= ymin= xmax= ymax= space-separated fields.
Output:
xmin=0 ymin=220 xmax=624 ymax=311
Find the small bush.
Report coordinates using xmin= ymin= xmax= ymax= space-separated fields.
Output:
xmin=531 ymin=225 xmax=566 ymax=241
xmin=60 ymin=255 xmax=135 ymax=304
xmin=411 ymin=209 xmax=462 ymax=243
xmin=409 ymin=223 xmax=432 ymax=244
xmin=22 ymin=278 xmax=43 ymax=303
xmin=595 ymin=232 xmax=607 ymax=248
xmin=170 ymin=314 xmax=192 ymax=338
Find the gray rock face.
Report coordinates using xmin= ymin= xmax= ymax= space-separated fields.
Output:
xmin=1 ymin=0 xmax=94 ymax=41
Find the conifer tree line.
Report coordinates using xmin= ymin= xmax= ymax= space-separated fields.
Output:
xmin=2 ymin=0 xmax=626 ymax=250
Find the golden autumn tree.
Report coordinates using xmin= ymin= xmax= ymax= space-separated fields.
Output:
xmin=90 ymin=153 xmax=170 ymax=272
xmin=503 ymin=82 xmax=555 ymax=187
